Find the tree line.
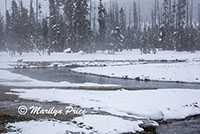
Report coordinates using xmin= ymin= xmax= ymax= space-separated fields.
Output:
xmin=0 ymin=0 xmax=200 ymax=55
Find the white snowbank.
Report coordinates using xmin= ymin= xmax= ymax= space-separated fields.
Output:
xmin=7 ymin=115 xmax=143 ymax=134
xmin=72 ymin=62 xmax=200 ymax=83
xmin=7 ymin=120 xmax=89 ymax=134
xmin=7 ymin=88 xmax=200 ymax=120
xmin=0 ymin=70 xmax=118 ymax=87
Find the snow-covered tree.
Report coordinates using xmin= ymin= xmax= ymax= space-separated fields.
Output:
xmin=98 ymin=0 xmax=107 ymax=49
xmin=74 ymin=0 xmax=91 ymax=52
xmin=111 ymin=27 xmax=124 ymax=52
xmin=63 ymin=0 xmax=75 ymax=50
xmin=49 ymin=0 xmax=57 ymax=53
xmin=161 ymin=0 xmax=174 ymax=50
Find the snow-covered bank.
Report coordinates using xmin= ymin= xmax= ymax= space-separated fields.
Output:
xmin=0 ymin=70 xmax=117 ymax=88
xmin=6 ymin=115 xmax=144 ymax=134
xmin=1 ymin=50 xmax=200 ymax=69
xmin=7 ymin=88 xmax=200 ymax=120
xmin=72 ymin=62 xmax=200 ymax=83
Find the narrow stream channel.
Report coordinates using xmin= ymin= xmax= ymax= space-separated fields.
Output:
xmin=156 ymin=117 xmax=200 ymax=134
xmin=11 ymin=67 xmax=200 ymax=89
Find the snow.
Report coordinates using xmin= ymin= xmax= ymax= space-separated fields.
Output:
xmin=77 ymin=50 xmax=85 ymax=55
xmin=6 ymin=120 xmax=90 ymax=134
xmin=1 ymin=50 xmax=200 ymax=133
xmin=64 ymin=48 xmax=72 ymax=53
xmin=0 ymin=69 xmax=118 ymax=87
xmin=74 ymin=115 xmax=144 ymax=134
xmin=6 ymin=115 xmax=144 ymax=134
xmin=7 ymin=88 xmax=200 ymax=120
xmin=1 ymin=50 xmax=200 ymax=69
xmin=72 ymin=62 xmax=200 ymax=83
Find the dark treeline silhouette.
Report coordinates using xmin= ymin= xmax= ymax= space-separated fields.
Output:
xmin=0 ymin=0 xmax=200 ymax=55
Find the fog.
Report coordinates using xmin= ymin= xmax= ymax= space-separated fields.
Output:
xmin=0 ymin=0 xmax=199 ymax=21
xmin=0 ymin=0 xmax=155 ymax=17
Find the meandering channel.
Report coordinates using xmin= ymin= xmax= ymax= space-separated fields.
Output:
xmin=10 ymin=67 xmax=200 ymax=89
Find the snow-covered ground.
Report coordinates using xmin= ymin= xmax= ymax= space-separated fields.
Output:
xmin=7 ymin=88 xmax=200 ymax=133
xmin=7 ymin=88 xmax=200 ymax=120
xmin=6 ymin=115 xmax=143 ymax=134
xmin=0 ymin=69 xmax=118 ymax=87
xmin=1 ymin=50 xmax=200 ymax=83
xmin=1 ymin=50 xmax=200 ymax=69
xmin=72 ymin=62 xmax=200 ymax=83
xmin=1 ymin=50 xmax=200 ymax=133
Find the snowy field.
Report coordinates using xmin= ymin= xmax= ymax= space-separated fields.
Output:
xmin=7 ymin=88 xmax=200 ymax=120
xmin=1 ymin=50 xmax=200 ymax=133
xmin=6 ymin=88 xmax=200 ymax=133
xmin=1 ymin=50 xmax=200 ymax=69
xmin=6 ymin=115 xmax=143 ymax=134
xmin=72 ymin=62 xmax=200 ymax=83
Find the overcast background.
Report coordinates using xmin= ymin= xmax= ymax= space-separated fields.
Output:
xmin=0 ymin=0 xmax=157 ymax=17
xmin=0 ymin=0 xmax=199 ymax=21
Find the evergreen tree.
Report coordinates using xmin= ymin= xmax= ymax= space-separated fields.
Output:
xmin=41 ymin=18 xmax=49 ymax=51
xmin=119 ymin=7 xmax=126 ymax=35
xmin=10 ymin=0 xmax=20 ymax=54
xmin=141 ymin=25 xmax=149 ymax=54
xmin=125 ymin=26 xmax=132 ymax=50
xmin=131 ymin=1 xmax=139 ymax=49
xmin=133 ymin=1 xmax=138 ymax=30
xmin=48 ymin=0 xmax=65 ymax=52
xmin=63 ymin=0 xmax=75 ymax=50
xmin=198 ymin=3 xmax=200 ymax=29
xmin=0 ymin=0 xmax=199 ymax=53
xmin=138 ymin=0 xmax=141 ymax=29
xmin=161 ymin=0 xmax=174 ymax=50
xmin=5 ymin=10 xmax=11 ymax=51
xmin=114 ymin=2 xmax=119 ymax=26
xmin=49 ymin=0 xmax=57 ymax=53
xmin=176 ymin=0 xmax=186 ymax=51
xmin=19 ymin=1 xmax=29 ymax=53
xmin=29 ymin=0 xmax=35 ymax=37
xmin=98 ymin=0 xmax=106 ymax=49
xmin=0 ymin=15 xmax=4 ymax=51
xmin=74 ymin=0 xmax=91 ymax=52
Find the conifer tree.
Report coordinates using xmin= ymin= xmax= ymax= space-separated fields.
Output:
xmin=98 ymin=0 xmax=107 ymax=49
xmin=63 ymin=0 xmax=75 ymax=50
xmin=0 ymin=15 xmax=4 ymax=51
xmin=74 ymin=0 xmax=91 ymax=52
xmin=119 ymin=7 xmax=126 ymax=35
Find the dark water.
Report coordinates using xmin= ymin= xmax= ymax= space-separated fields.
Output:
xmin=157 ymin=117 xmax=200 ymax=134
xmin=10 ymin=67 xmax=200 ymax=89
